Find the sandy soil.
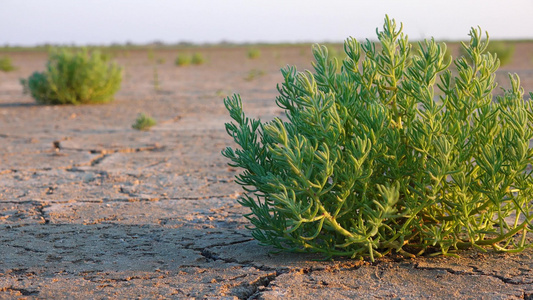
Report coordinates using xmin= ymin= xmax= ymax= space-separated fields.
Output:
xmin=1 ymin=42 xmax=533 ymax=299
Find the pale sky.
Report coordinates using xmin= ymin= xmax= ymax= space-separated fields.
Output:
xmin=1 ymin=0 xmax=532 ymax=46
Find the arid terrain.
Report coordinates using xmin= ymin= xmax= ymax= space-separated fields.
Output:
xmin=2 ymin=42 xmax=533 ymax=299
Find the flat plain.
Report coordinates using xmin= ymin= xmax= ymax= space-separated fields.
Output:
xmin=2 ymin=42 xmax=533 ymax=299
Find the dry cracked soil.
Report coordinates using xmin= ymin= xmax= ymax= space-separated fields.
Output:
xmin=2 ymin=43 xmax=533 ymax=299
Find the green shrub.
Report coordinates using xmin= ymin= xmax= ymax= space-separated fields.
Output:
xmin=175 ymin=54 xmax=191 ymax=66
xmin=459 ymin=40 xmax=514 ymax=66
xmin=191 ymin=53 xmax=205 ymax=65
xmin=0 ymin=56 xmax=15 ymax=72
xmin=21 ymin=48 xmax=122 ymax=105
xmin=152 ymin=66 xmax=161 ymax=91
xmin=132 ymin=113 xmax=156 ymax=130
xmin=248 ymin=48 xmax=261 ymax=59
xmin=223 ymin=16 xmax=533 ymax=260
xmin=487 ymin=41 xmax=514 ymax=66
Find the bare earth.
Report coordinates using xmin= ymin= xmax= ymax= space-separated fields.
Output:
xmin=1 ymin=43 xmax=533 ymax=299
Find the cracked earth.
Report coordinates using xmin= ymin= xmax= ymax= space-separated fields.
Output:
xmin=2 ymin=44 xmax=533 ymax=299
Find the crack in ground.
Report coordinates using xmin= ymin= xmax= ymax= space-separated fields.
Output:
xmin=179 ymin=236 xmax=287 ymax=298
xmin=2 ymin=194 xmax=240 ymax=205
xmin=237 ymin=272 xmax=278 ymax=300
xmin=414 ymin=262 xmax=529 ymax=286
xmin=35 ymin=203 xmax=50 ymax=224
xmin=0 ymin=144 xmax=165 ymax=174
xmin=0 ymin=286 xmax=40 ymax=296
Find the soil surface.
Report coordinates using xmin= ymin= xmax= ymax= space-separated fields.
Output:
xmin=1 ymin=42 xmax=533 ymax=299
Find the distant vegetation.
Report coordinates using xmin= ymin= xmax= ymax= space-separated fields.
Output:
xmin=175 ymin=52 xmax=205 ymax=66
xmin=0 ymin=56 xmax=15 ymax=72
xmin=486 ymin=41 xmax=515 ymax=66
xmin=132 ymin=113 xmax=157 ymax=131
xmin=21 ymin=48 xmax=122 ymax=105
xmin=247 ymin=48 xmax=261 ymax=59
xmin=459 ymin=40 xmax=514 ymax=66
xmin=191 ymin=53 xmax=205 ymax=65
xmin=175 ymin=54 xmax=191 ymax=66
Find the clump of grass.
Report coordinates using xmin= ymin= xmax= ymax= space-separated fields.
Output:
xmin=147 ymin=48 xmax=155 ymax=62
xmin=247 ymin=48 xmax=261 ymax=59
xmin=175 ymin=54 xmax=191 ymax=66
xmin=191 ymin=53 xmax=205 ymax=65
xmin=175 ymin=52 xmax=205 ymax=66
xmin=244 ymin=69 xmax=265 ymax=81
xmin=0 ymin=56 xmax=15 ymax=72
xmin=459 ymin=40 xmax=514 ymax=66
xmin=486 ymin=41 xmax=514 ymax=66
xmin=132 ymin=113 xmax=156 ymax=130
xmin=153 ymin=66 xmax=161 ymax=92
xmin=20 ymin=48 xmax=122 ymax=105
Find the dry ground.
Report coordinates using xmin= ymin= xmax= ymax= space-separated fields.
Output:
xmin=1 ymin=42 xmax=533 ymax=299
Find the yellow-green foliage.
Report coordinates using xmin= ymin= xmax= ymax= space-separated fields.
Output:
xmin=459 ymin=40 xmax=514 ymax=66
xmin=191 ymin=53 xmax=205 ymax=65
xmin=21 ymin=48 xmax=122 ymax=105
xmin=175 ymin=54 xmax=191 ymax=66
xmin=175 ymin=52 xmax=204 ymax=66
xmin=247 ymin=48 xmax=261 ymax=59
xmin=486 ymin=41 xmax=514 ymax=66
xmin=0 ymin=56 xmax=15 ymax=72
xmin=132 ymin=113 xmax=157 ymax=130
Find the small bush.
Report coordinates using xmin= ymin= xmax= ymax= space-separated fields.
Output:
xmin=0 ymin=56 xmax=15 ymax=72
xmin=132 ymin=113 xmax=156 ymax=130
xmin=486 ymin=41 xmax=514 ymax=66
xmin=459 ymin=40 xmax=514 ymax=66
xmin=191 ymin=53 xmax=205 ymax=65
xmin=21 ymin=48 xmax=122 ymax=105
xmin=152 ymin=66 xmax=161 ymax=91
xmin=224 ymin=16 xmax=533 ymax=260
xmin=175 ymin=53 xmax=205 ymax=66
xmin=175 ymin=54 xmax=191 ymax=66
xmin=248 ymin=48 xmax=261 ymax=59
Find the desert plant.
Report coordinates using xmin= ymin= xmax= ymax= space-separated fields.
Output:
xmin=191 ymin=53 xmax=205 ymax=65
xmin=175 ymin=54 xmax=191 ymax=66
xmin=459 ymin=40 xmax=514 ymax=66
xmin=153 ymin=66 xmax=161 ymax=91
xmin=487 ymin=41 xmax=514 ymax=66
xmin=21 ymin=48 xmax=122 ymax=105
xmin=147 ymin=48 xmax=155 ymax=62
xmin=0 ymin=56 xmax=15 ymax=72
xmin=132 ymin=113 xmax=156 ymax=130
xmin=248 ymin=48 xmax=261 ymax=59
xmin=223 ymin=16 xmax=533 ymax=260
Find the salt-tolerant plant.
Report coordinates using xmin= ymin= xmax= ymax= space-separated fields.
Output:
xmin=0 ymin=56 xmax=15 ymax=72
xmin=459 ymin=40 xmax=514 ymax=67
xmin=248 ymin=48 xmax=261 ymax=59
xmin=21 ymin=48 xmax=122 ymax=105
xmin=153 ymin=66 xmax=161 ymax=92
xmin=486 ymin=41 xmax=514 ymax=66
xmin=223 ymin=16 xmax=533 ymax=260
xmin=191 ymin=52 xmax=205 ymax=65
xmin=132 ymin=113 xmax=156 ymax=131
xmin=175 ymin=54 xmax=191 ymax=66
